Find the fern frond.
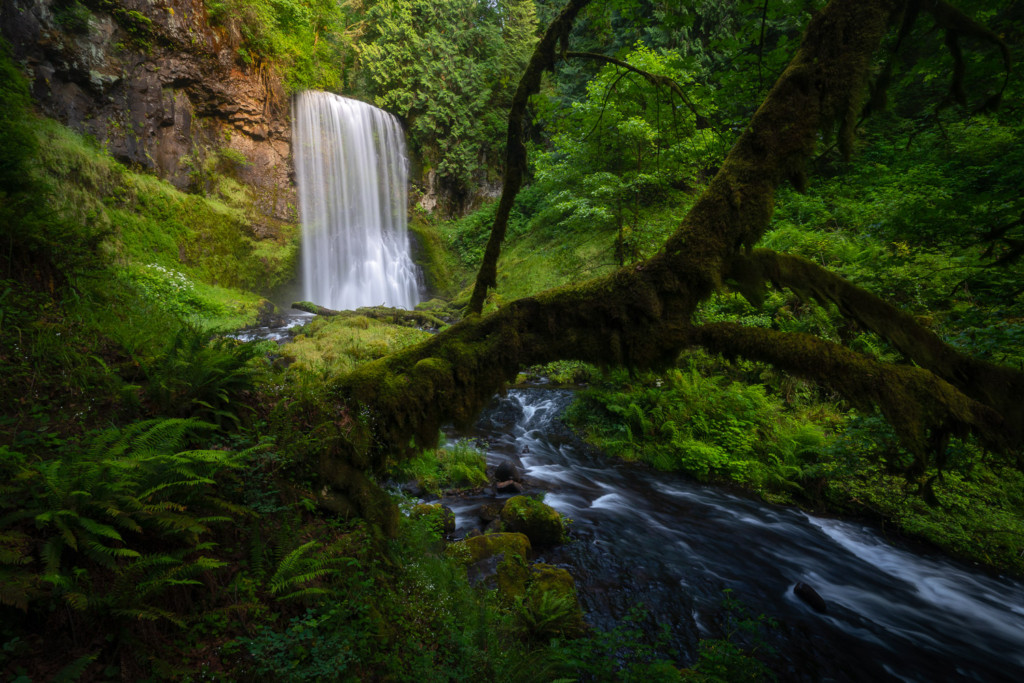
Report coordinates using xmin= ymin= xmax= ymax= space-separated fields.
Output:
xmin=51 ymin=652 xmax=98 ymax=683
xmin=268 ymin=540 xmax=343 ymax=599
xmin=64 ymin=591 xmax=89 ymax=611
xmin=0 ymin=568 xmax=36 ymax=610
xmin=77 ymin=516 xmax=125 ymax=543
xmin=111 ymin=605 xmax=186 ymax=628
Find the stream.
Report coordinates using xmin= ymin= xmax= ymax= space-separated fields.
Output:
xmin=444 ymin=388 xmax=1024 ymax=682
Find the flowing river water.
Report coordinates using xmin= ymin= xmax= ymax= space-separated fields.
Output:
xmin=444 ymin=388 xmax=1024 ymax=682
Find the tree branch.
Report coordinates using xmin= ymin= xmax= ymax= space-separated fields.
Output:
xmin=690 ymin=323 xmax=1004 ymax=471
xmin=336 ymin=0 xmax=914 ymax=459
xmin=467 ymin=0 xmax=594 ymax=314
xmin=725 ymin=248 xmax=1024 ymax=450
xmin=565 ymin=51 xmax=709 ymax=124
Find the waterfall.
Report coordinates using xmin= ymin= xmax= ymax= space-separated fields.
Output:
xmin=292 ymin=91 xmax=421 ymax=311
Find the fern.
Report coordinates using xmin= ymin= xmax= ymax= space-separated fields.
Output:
xmin=51 ymin=653 xmax=98 ymax=682
xmin=2 ymin=417 xmax=244 ymax=618
xmin=142 ymin=325 xmax=263 ymax=425
xmin=515 ymin=589 xmax=580 ymax=641
xmin=268 ymin=540 xmax=356 ymax=602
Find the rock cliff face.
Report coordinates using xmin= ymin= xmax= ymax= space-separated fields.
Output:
xmin=1 ymin=0 xmax=294 ymax=225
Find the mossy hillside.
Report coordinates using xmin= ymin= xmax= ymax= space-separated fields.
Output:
xmin=437 ymin=190 xmax=694 ymax=309
xmin=33 ymin=119 xmax=299 ymax=323
xmin=408 ymin=211 xmax=461 ymax=298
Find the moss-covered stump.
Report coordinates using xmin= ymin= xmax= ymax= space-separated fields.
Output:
xmin=500 ymin=496 xmax=565 ymax=546
xmin=409 ymin=503 xmax=456 ymax=535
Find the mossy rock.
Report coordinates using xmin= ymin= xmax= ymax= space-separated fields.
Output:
xmin=446 ymin=532 xmax=531 ymax=565
xmin=500 ymin=496 xmax=564 ymax=546
xmin=409 ymin=503 xmax=456 ymax=534
xmin=515 ymin=564 xmax=587 ymax=640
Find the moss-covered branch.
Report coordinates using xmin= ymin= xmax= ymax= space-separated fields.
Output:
xmin=725 ymin=248 xmax=1024 ymax=450
xmin=292 ymin=301 xmax=445 ymax=328
xmin=331 ymin=0 xmax=1021 ymax=490
xmin=339 ymin=0 xmax=904 ymax=457
xmin=689 ymin=323 xmax=1005 ymax=474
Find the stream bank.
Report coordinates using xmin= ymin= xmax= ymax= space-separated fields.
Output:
xmin=441 ymin=388 xmax=1024 ymax=682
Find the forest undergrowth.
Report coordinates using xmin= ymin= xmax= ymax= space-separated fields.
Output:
xmin=3 ymin=0 xmax=1024 ymax=679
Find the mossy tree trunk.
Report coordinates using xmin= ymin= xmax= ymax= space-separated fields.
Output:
xmin=322 ymin=0 xmax=1021 ymax=525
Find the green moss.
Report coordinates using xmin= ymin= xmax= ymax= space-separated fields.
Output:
xmin=282 ymin=315 xmax=431 ymax=378
xmin=409 ymin=503 xmax=455 ymax=535
xmin=447 ymin=532 xmax=532 ymax=565
xmin=32 ymin=118 xmax=299 ymax=320
xmin=409 ymin=213 xmax=458 ymax=296
xmin=500 ymin=496 xmax=565 ymax=547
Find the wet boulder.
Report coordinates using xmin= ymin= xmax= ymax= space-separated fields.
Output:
xmin=476 ymin=501 xmax=504 ymax=523
xmin=495 ymin=460 xmax=523 ymax=482
xmin=447 ymin=532 xmax=532 ymax=592
xmin=500 ymin=496 xmax=565 ymax=547
xmin=447 ymin=532 xmax=532 ymax=565
xmin=794 ymin=581 xmax=828 ymax=613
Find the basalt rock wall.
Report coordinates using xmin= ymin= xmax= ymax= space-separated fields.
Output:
xmin=1 ymin=0 xmax=294 ymax=225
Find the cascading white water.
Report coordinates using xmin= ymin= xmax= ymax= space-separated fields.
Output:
xmin=292 ymin=91 xmax=420 ymax=310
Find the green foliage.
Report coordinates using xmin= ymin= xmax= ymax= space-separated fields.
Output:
xmin=268 ymin=539 xmax=359 ymax=602
xmin=0 ymin=418 xmax=239 ymax=614
xmin=361 ymin=0 xmax=538 ymax=207
xmin=820 ymin=414 xmax=1024 ymax=573
xmin=119 ymin=263 xmax=225 ymax=319
xmin=536 ymin=605 xmax=680 ymax=681
xmin=204 ymin=0 xmax=358 ymax=92
xmin=53 ymin=1 xmax=94 ymax=34
xmin=566 ymin=364 xmax=828 ymax=501
xmin=533 ymin=43 xmax=720 ymax=265
xmin=392 ymin=435 xmax=487 ymax=495
xmin=689 ymin=591 xmax=777 ymax=682
xmin=142 ymin=325 xmax=265 ymax=426
xmin=513 ymin=586 xmax=579 ymax=642
xmin=246 ymin=604 xmax=370 ymax=680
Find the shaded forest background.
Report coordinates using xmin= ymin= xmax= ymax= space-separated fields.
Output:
xmin=1 ymin=0 xmax=1023 ymax=679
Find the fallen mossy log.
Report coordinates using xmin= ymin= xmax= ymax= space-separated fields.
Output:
xmin=292 ymin=301 xmax=447 ymax=329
